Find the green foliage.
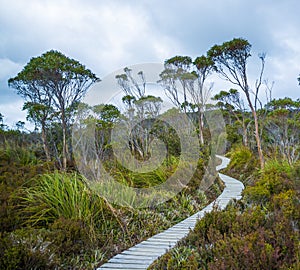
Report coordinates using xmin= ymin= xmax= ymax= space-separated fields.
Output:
xmin=9 ymin=50 xmax=99 ymax=169
xmin=103 ymin=155 xmax=180 ymax=188
xmin=223 ymin=146 xmax=259 ymax=182
xmin=0 ymin=228 xmax=56 ymax=270
xmin=265 ymin=97 xmax=300 ymax=164
xmin=0 ymin=225 xmax=105 ymax=270
xmin=165 ymin=55 xmax=193 ymax=68
xmin=0 ymin=143 xmax=39 ymax=166
xmin=194 ymin=55 xmax=214 ymax=71
xmin=13 ymin=139 xmax=212 ymax=268
xmin=151 ymin=202 xmax=299 ymax=269
xmin=19 ymin=172 xmax=117 ymax=240
xmin=0 ymin=142 xmax=54 ymax=232
xmin=244 ymin=159 xmax=295 ymax=205
xmin=208 ymin=38 xmax=251 ymax=75
xmin=93 ymin=103 xmax=120 ymax=125
xmin=8 ymin=50 xmax=98 ymax=85
xmin=48 ymin=217 xmax=94 ymax=257
xmin=152 ymin=246 xmax=199 ymax=269
xmin=151 ymin=152 xmax=299 ymax=270
xmin=225 ymin=123 xmax=242 ymax=146
xmin=213 ymin=89 xmax=248 ymax=149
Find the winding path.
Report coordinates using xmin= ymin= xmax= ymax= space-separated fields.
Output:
xmin=97 ymin=156 xmax=244 ymax=270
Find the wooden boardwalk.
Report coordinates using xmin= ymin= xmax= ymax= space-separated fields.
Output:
xmin=97 ymin=156 xmax=244 ymax=270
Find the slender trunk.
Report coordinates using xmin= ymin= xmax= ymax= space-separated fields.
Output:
xmin=231 ymin=110 xmax=248 ymax=147
xmin=62 ymin=111 xmax=67 ymax=170
xmin=198 ymin=109 xmax=204 ymax=145
xmin=41 ymin=123 xmax=51 ymax=161
xmin=244 ymin=90 xmax=264 ymax=169
xmin=48 ymin=127 xmax=62 ymax=168
xmin=182 ymin=82 xmax=187 ymax=114
xmin=242 ymin=118 xmax=248 ymax=147
xmin=252 ymin=107 xmax=264 ymax=169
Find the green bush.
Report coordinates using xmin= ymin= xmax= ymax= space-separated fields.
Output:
xmin=0 ymin=148 xmax=54 ymax=232
xmin=0 ymin=229 xmax=56 ymax=270
xmin=223 ymin=146 xmax=259 ymax=183
xmin=48 ymin=217 xmax=93 ymax=257
xmin=150 ymin=154 xmax=300 ymax=270
xmin=103 ymin=156 xmax=180 ymax=188
xmin=244 ymin=159 xmax=295 ymax=205
xmin=150 ymin=203 xmax=299 ymax=270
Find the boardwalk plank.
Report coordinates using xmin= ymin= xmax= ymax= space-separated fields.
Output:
xmin=97 ymin=156 xmax=244 ymax=270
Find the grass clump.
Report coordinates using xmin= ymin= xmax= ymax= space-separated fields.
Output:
xmin=19 ymin=172 xmax=118 ymax=241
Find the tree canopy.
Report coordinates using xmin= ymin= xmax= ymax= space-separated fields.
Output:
xmin=9 ymin=50 xmax=99 ymax=168
xmin=208 ymin=38 xmax=265 ymax=168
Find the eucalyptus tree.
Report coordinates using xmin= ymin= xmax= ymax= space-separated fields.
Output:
xmin=115 ymin=67 xmax=146 ymax=99
xmin=9 ymin=50 xmax=99 ymax=169
xmin=265 ymin=97 xmax=300 ymax=164
xmin=158 ymin=56 xmax=193 ymax=112
xmin=93 ymin=104 xmax=120 ymax=160
xmin=191 ymin=55 xmax=214 ymax=144
xmin=134 ymin=95 xmax=162 ymax=119
xmin=213 ymin=89 xmax=249 ymax=147
xmin=116 ymin=68 xmax=164 ymax=160
xmin=208 ymin=38 xmax=266 ymax=168
xmin=158 ymin=55 xmax=214 ymax=145
xmin=132 ymin=95 xmax=163 ymax=159
xmin=22 ymin=102 xmax=54 ymax=160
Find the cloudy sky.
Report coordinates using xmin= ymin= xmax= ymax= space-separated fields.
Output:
xmin=0 ymin=0 xmax=299 ymax=128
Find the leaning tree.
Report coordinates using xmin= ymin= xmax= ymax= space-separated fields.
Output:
xmin=208 ymin=38 xmax=266 ymax=168
xmin=9 ymin=50 xmax=99 ymax=169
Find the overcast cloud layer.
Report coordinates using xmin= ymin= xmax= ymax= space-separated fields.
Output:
xmin=0 ymin=0 xmax=299 ymax=127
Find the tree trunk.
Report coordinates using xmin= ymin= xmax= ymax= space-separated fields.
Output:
xmin=244 ymin=90 xmax=264 ymax=169
xmin=61 ymin=111 xmax=68 ymax=170
xmin=242 ymin=119 xmax=248 ymax=147
xmin=41 ymin=124 xmax=51 ymax=161
xmin=251 ymin=107 xmax=264 ymax=169
xmin=198 ymin=110 xmax=204 ymax=145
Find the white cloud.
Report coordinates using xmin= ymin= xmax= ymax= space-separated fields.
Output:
xmin=0 ymin=99 xmax=28 ymax=127
xmin=0 ymin=0 xmax=182 ymax=74
xmin=0 ymin=0 xmax=300 ymax=127
xmin=0 ymin=58 xmax=23 ymax=80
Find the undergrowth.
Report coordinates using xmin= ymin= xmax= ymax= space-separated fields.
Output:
xmin=0 ymin=138 xmax=219 ymax=269
xmin=150 ymin=148 xmax=300 ymax=270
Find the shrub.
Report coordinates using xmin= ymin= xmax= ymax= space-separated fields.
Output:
xmin=0 ymin=228 xmax=56 ymax=270
xmin=48 ymin=217 xmax=93 ymax=257
xmin=223 ymin=146 xmax=259 ymax=183
xmin=244 ymin=159 xmax=295 ymax=205
xmin=0 ymin=148 xmax=54 ymax=232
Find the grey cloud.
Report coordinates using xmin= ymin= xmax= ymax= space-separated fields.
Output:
xmin=0 ymin=0 xmax=299 ymax=127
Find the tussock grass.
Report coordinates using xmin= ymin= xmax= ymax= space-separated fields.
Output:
xmin=19 ymin=172 xmax=117 ymax=241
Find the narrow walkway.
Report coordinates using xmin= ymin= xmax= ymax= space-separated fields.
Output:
xmin=97 ymin=156 xmax=244 ymax=270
